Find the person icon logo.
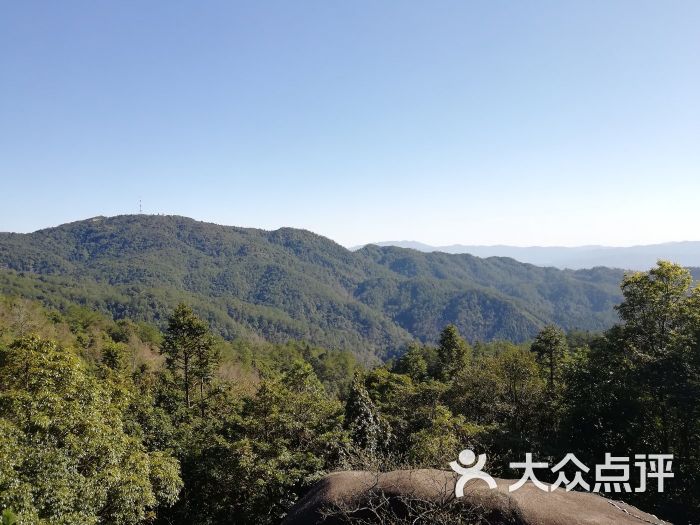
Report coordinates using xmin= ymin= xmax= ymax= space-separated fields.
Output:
xmin=450 ymin=449 xmax=497 ymax=497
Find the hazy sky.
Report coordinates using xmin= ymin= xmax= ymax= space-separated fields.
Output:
xmin=2 ymin=1 xmax=699 ymax=247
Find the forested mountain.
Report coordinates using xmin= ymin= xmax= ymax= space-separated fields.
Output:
xmin=362 ymin=240 xmax=700 ymax=270
xmin=0 ymin=215 xmax=628 ymax=356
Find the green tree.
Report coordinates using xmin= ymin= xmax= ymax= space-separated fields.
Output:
xmin=0 ymin=336 xmax=181 ymax=524
xmin=616 ymin=262 xmax=699 ymax=449
xmin=0 ymin=509 xmax=17 ymax=525
xmin=446 ymin=359 xmax=501 ymax=426
xmin=101 ymin=339 xmax=130 ymax=371
xmin=163 ymin=361 xmax=347 ymax=525
xmin=497 ymin=344 xmax=542 ymax=409
xmin=393 ymin=343 xmax=429 ymax=381
xmin=436 ymin=325 xmax=470 ymax=380
xmin=617 ymin=260 xmax=695 ymax=358
xmin=344 ymin=373 xmax=390 ymax=459
xmin=407 ymin=405 xmax=481 ymax=467
xmin=563 ymin=262 xmax=700 ymax=522
xmin=530 ymin=325 xmax=567 ymax=394
xmin=161 ymin=304 xmax=219 ymax=414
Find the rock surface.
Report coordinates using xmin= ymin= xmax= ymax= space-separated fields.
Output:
xmin=283 ymin=469 xmax=671 ymax=525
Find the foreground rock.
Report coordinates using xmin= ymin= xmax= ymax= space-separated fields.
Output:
xmin=283 ymin=469 xmax=670 ymax=525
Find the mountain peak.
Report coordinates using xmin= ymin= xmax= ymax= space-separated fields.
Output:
xmin=0 ymin=214 xmax=634 ymax=357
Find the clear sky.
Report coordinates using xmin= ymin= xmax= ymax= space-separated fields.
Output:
xmin=1 ymin=1 xmax=699 ymax=247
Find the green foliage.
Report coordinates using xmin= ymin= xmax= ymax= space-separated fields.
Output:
xmin=406 ymin=405 xmax=480 ymax=467
xmin=0 ymin=299 xmax=358 ymax=524
xmin=1 ymin=259 xmax=698 ymax=523
xmin=530 ymin=325 xmax=568 ymax=394
xmin=436 ymin=324 xmax=471 ymax=380
xmin=163 ymin=361 xmax=348 ymax=525
xmin=0 ymin=336 xmax=182 ymax=524
xmin=0 ymin=215 xmax=629 ymax=357
xmin=1 ymin=509 xmax=17 ymax=525
xmin=563 ymin=262 xmax=700 ymax=522
xmin=101 ymin=339 xmax=130 ymax=371
xmin=392 ymin=343 xmax=429 ymax=381
xmin=617 ymin=260 xmax=696 ymax=356
xmin=162 ymin=303 xmax=220 ymax=414
xmin=344 ymin=373 xmax=391 ymax=460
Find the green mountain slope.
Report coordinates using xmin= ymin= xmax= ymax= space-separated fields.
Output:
xmin=0 ymin=215 xmax=627 ymax=356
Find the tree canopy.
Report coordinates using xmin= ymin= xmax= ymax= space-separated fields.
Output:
xmin=0 ymin=260 xmax=698 ymax=524
xmin=0 ymin=337 xmax=181 ymax=524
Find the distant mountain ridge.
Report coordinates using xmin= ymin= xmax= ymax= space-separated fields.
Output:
xmin=354 ymin=241 xmax=700 ymax=270
xmin=0 ymin=215 xmax=634 ymax=357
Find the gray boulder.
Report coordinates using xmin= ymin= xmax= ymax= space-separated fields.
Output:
xmin=283 ymin=469 xmax=670 ymax=525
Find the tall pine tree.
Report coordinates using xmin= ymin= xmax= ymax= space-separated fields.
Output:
xmin=437 ymin=324 xmax=470 ymax=380
xmin=161 ymin=304 xmax=219 ymax=413
xmin=344 ymin=373 xmax=390 ymax=459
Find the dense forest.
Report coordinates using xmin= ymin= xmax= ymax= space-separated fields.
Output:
xmin=0 ymin=215 xmax=638 ymax=358
xmin=0 ymin=260 xmax=698 ymax=523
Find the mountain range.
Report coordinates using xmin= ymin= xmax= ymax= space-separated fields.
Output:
xmin=0 ymin=215 xmax=665 ymax=358
xmin=355 ymin=241 xmax=700 ymax=270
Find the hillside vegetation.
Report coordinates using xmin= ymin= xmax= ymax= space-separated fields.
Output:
xmin=0 ymin=215 xmax=626 ymax=357
xmin=0 ymin=262 xmax=698 ymax=524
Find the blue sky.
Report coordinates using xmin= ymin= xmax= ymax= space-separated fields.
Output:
xmin=1 ymin=1 xmax=699 ymax=247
